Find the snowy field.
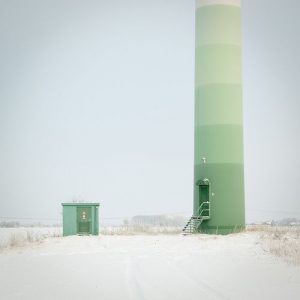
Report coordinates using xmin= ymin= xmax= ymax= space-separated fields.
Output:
xmin=0 ymin=229 xmax=300 ymax=300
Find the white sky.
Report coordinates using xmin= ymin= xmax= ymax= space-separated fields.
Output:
xmin=0 ymin=0 xmax=299 ymax=224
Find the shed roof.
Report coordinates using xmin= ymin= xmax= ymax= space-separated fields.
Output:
xmin=61 ymin=203 xmax=100 ymax=206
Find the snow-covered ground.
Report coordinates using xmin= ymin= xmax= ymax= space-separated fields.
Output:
xmin=0 ymin=231 xmax=299 ymax=300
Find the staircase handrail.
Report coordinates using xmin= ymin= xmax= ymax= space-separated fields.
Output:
xmin=182 ymin=201 xmax=210 ymax=233
xmin=195 ymin=201 xmax=210 ymax=217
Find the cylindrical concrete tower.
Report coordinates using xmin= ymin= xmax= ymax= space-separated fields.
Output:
xmin=193 ymin=0 xmax=245 ymax=234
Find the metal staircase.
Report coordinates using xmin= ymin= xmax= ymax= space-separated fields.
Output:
xmin=182 ymin=201 xmax=210 ymax=234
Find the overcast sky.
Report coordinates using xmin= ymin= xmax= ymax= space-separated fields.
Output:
xmin=0 ymin=0 xmax=299 ymax=224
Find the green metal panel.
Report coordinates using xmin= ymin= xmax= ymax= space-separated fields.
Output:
xmin=62 ymin=203 xmax=100 ymax=236
xmin=194 ymin=0 xmax=245 ymax=234
xmin=62 ymin=205 xmax=77 ymax=236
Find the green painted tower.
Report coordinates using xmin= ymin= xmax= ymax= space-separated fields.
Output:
xmin=191 ymin=0 xmax=245 ymax=234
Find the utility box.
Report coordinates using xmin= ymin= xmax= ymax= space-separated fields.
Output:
xmin=62 ymin=203 xmax=99 ymax=236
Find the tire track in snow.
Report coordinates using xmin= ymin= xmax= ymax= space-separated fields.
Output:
xmin=164 ymin=257 xmax=229 ymax=300
xmin=126 ymin=255 xmax=222 ymax=300
xmin=126 ymin=257 xmax=146 ymax=300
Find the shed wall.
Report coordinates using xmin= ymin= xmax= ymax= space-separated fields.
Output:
xmin=62 ymin=204 xmax=99 ymax=236
xmin=63 ymin=206 xmax=77 ymax=236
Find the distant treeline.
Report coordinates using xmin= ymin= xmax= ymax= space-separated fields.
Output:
xmin=0 ymin=221 xmax=20 ymax=228
xmin=271 ymin=218 xmax=300 ymax=226
xmin=0 ymin=221 xmax=61 ymax=228
xmin=130 ymin=215 xmax=187 ymax=227
xmin=249 ymin=218 xmax=300 ymax=226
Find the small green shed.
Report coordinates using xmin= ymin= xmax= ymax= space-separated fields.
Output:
xmin=62 ymin=203 xmax=99 ymax=236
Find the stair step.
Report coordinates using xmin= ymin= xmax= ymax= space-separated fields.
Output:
xmin=182 ymin=202 xmax=210 ymax=233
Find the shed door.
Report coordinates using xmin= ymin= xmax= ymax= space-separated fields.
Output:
xmin=77 ymin=207 xmax=91 ymax=234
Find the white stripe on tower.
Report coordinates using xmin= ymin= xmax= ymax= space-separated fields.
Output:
xmin=196 ymin=0 xmax=240 ymax=8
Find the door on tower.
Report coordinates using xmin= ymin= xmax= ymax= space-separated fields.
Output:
xmin=77 ymin=207 xmax=91 ymax=234
xmin=197 ymin=178 xmax=210 ymax=218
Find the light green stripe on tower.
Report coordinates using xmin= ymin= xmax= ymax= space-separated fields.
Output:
xmin=194 ymin=0 xmax=245 ymax=234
